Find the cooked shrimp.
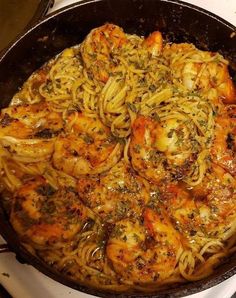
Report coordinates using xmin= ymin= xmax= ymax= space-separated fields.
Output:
xmin=184 ymin=60 xmax=235 ymax=104
xmin=129 ymin=115 xmax=195 ymax=183
xmin=162 ymin=165 xmax=236 ymax=240
xmin=210 ymin=110 xmax=236 ymax=176
xmin=106 ymin=209 xmax=182 ymax=284
xmin=0 ymin=102 xmax=63 ymax=139
xmin=142 ymin=31 xmax=163 ymax=56
xmin=10 ymin=177 xmax=88 ymax=246
xmin=53 ymin=112 xmax=123 ymax=177
xmin=77 ymin=160 xmax=149 ymax=222
xmin=204 ymin=61 xmax=235 ymax=104
xmin=81 ymin=24 xmax=127 ymax=83
xmin=0 ymin=102 xmax=63 ymax=162
xmin=160 ymin=183 xmax=204 ymax=243
xmin=0 ymin=137 xmax=55 ymax=163
xmin=163 ymin=43 xmax=235 ymax=104
xmin=192 ymin=165 xmax=236 ymax=223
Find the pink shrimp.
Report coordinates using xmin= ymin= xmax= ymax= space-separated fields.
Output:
xmin=210 ymin=108 xmax=236 ymax=176
xmin=80 ymin=24 xmax=127 ymax=83
xmin=143 ymin=31 xmax=163 ymax=56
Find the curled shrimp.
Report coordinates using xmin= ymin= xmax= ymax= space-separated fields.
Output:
xmin=210 ymin=108 xmax=236 ymax=176
xmin=161 ymin=165 xmax=236 ymax=240
xmin=106 ymin=208 xmax=182 ymax=284
xmin=163 ymin=43 xmax=235 ymax=104
xmin=192 ymin=164 xmax=236 ymax=225
xmin=10 ymin=177 xmax=88 ymax=246
xmin=0 ymin=102 xmax=63 ymax=138
xmin=142 ymin=31 xmax=163 ymax=56
xmin=53 ymin=112 xmax=123 ymax=177
xmin=129 ymin=115 xmax=196 ymax=183
xmin=160 ymin=183 xmax=204 ymax=242
xmin=77 ymin=160 xmax=149 ymax=223
xmin=183 ymin=60 xmax=235 ymax=104
xmin=0 ymin=102 xmax=63 ymax=162
xmin=80 ymin=24 xmax=127 ymax=83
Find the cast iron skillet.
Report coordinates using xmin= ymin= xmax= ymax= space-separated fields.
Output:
xmin=0 ymin=0 xmax=54 ymax=54
xmin=0 ymin=0 xmax=236 ymax=297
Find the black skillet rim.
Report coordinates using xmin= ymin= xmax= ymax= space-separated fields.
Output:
xmin=1 ymin=0 xmax=236 ymax=63
xmin=0 ymin=0 xmax=54 ymax=55
xmin=0 ymin=0 xmax=236 ymax=297
xmin=26 ymin=0 xmax=54 ymax=28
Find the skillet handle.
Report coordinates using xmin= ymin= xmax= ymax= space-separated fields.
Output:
xmin=0 ymin=243 xmax=10 ymax=253
xmin=0 ymin=244 xmax=29 ymax=264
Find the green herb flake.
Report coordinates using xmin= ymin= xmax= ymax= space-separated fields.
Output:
xmin=198 ymin=119 xmax=207 ymax=127
xmin=107 ymin=134 xmax=126 ymax=145
xmin=133 ymin=144 xmax=141 ymax=154
xmin=126 ymin=102 xmax=138 ymax=113
xmin=148 ymin=150 xmax=161 ymax=163
xmin=112 ymin=224 xmax=125 ymax=239
xmin=149 ymin=85 xmax=156 ymax=92
xmin=167 ymin=129 xmax=175 ymax=138
xmin=122 ymin=235 xmax=127 ymax=242
xmin=82 ymin=134 xmax=94 ymax=144
xmin=211 ymin=205 xmax=219 ymax=214
xmin=40 ymin=200 xmax=56 ymax=215
xmin=152 ymin=112 xmax=161 ymax=122
xmin=133 ymin=233 xmax=140 ymax=242
xmin=97 ymin=128 xmax=105 ymax=135
xmin=36 ymin=184 xmax=56 ymax=197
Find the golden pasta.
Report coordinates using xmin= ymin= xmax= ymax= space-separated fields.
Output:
xmin=0 ymin=23 xmax=236 ymax=293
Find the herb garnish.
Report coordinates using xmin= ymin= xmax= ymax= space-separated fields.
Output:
xmin=36 ymin=184 xmax=56 ymax=197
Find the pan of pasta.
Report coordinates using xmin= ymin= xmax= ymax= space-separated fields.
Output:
xmin=0 ymin=0 xmax=235 ymax=297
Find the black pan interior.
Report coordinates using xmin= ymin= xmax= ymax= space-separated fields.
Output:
xmin=0 ymin=0 xmax=235 ymax=297
xmin=0 ymin=0 xmax=54 ymax=54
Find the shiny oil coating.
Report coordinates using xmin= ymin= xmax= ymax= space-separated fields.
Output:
xmin=0 ymin=23 xmax=236 ymax=293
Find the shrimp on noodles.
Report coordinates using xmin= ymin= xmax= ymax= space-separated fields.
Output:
xmin=77 ymin=160 xmax=149 ymax=222
xmin=163 ymin=43 xmax=235 ymax=104
xmin=106 ymin=208 xmax=182 ymax=284
xmin=142 ymin=31 xmax=163 ymax=56
xmin=129 ymin=115 xmax=197 ymax=183
xmin=0 ymin=102 xmax=63 ymax=162
xmin=10 ymin=177 xmax=88 ymax=246
xmin=0 ymin=24 xmax=236 ymax=292
xmin=210 ymin=107 xmax=236 ymax=176
xmin=162 ymin=165 xmax=236 ymax=242
xmin=80 ymin=24 xmax=127 ymax=83
xmin=53 ymin=112 xmax=123 ymax=177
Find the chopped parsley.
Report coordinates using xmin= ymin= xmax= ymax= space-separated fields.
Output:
xmin=34 ymin=128 xmax=61 ymax=139
xmin=151 ymin=112 xmax=161 ymax=122
xmin=36 ymin=184 xmax=56 ymax=197
xmin=82 ymin=134 xmax=94 ymax=144
xmin=133 ymin=144 xmax=141 ymax=154
xmin=126 ymin=102 xmax=138 ymax=113
xmin=111 ymin=224 xmax=126 ymax=239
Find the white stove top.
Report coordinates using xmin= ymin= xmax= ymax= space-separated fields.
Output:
xmin=1 ymin=1 xmax=236 ymax=297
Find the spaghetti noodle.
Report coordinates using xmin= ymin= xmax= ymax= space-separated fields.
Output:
xmin=0 ymin=23 xmax=236 ymax=293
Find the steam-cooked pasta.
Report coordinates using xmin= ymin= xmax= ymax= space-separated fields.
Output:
xmin=0 ymin=23 xmax=236 ymax=293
